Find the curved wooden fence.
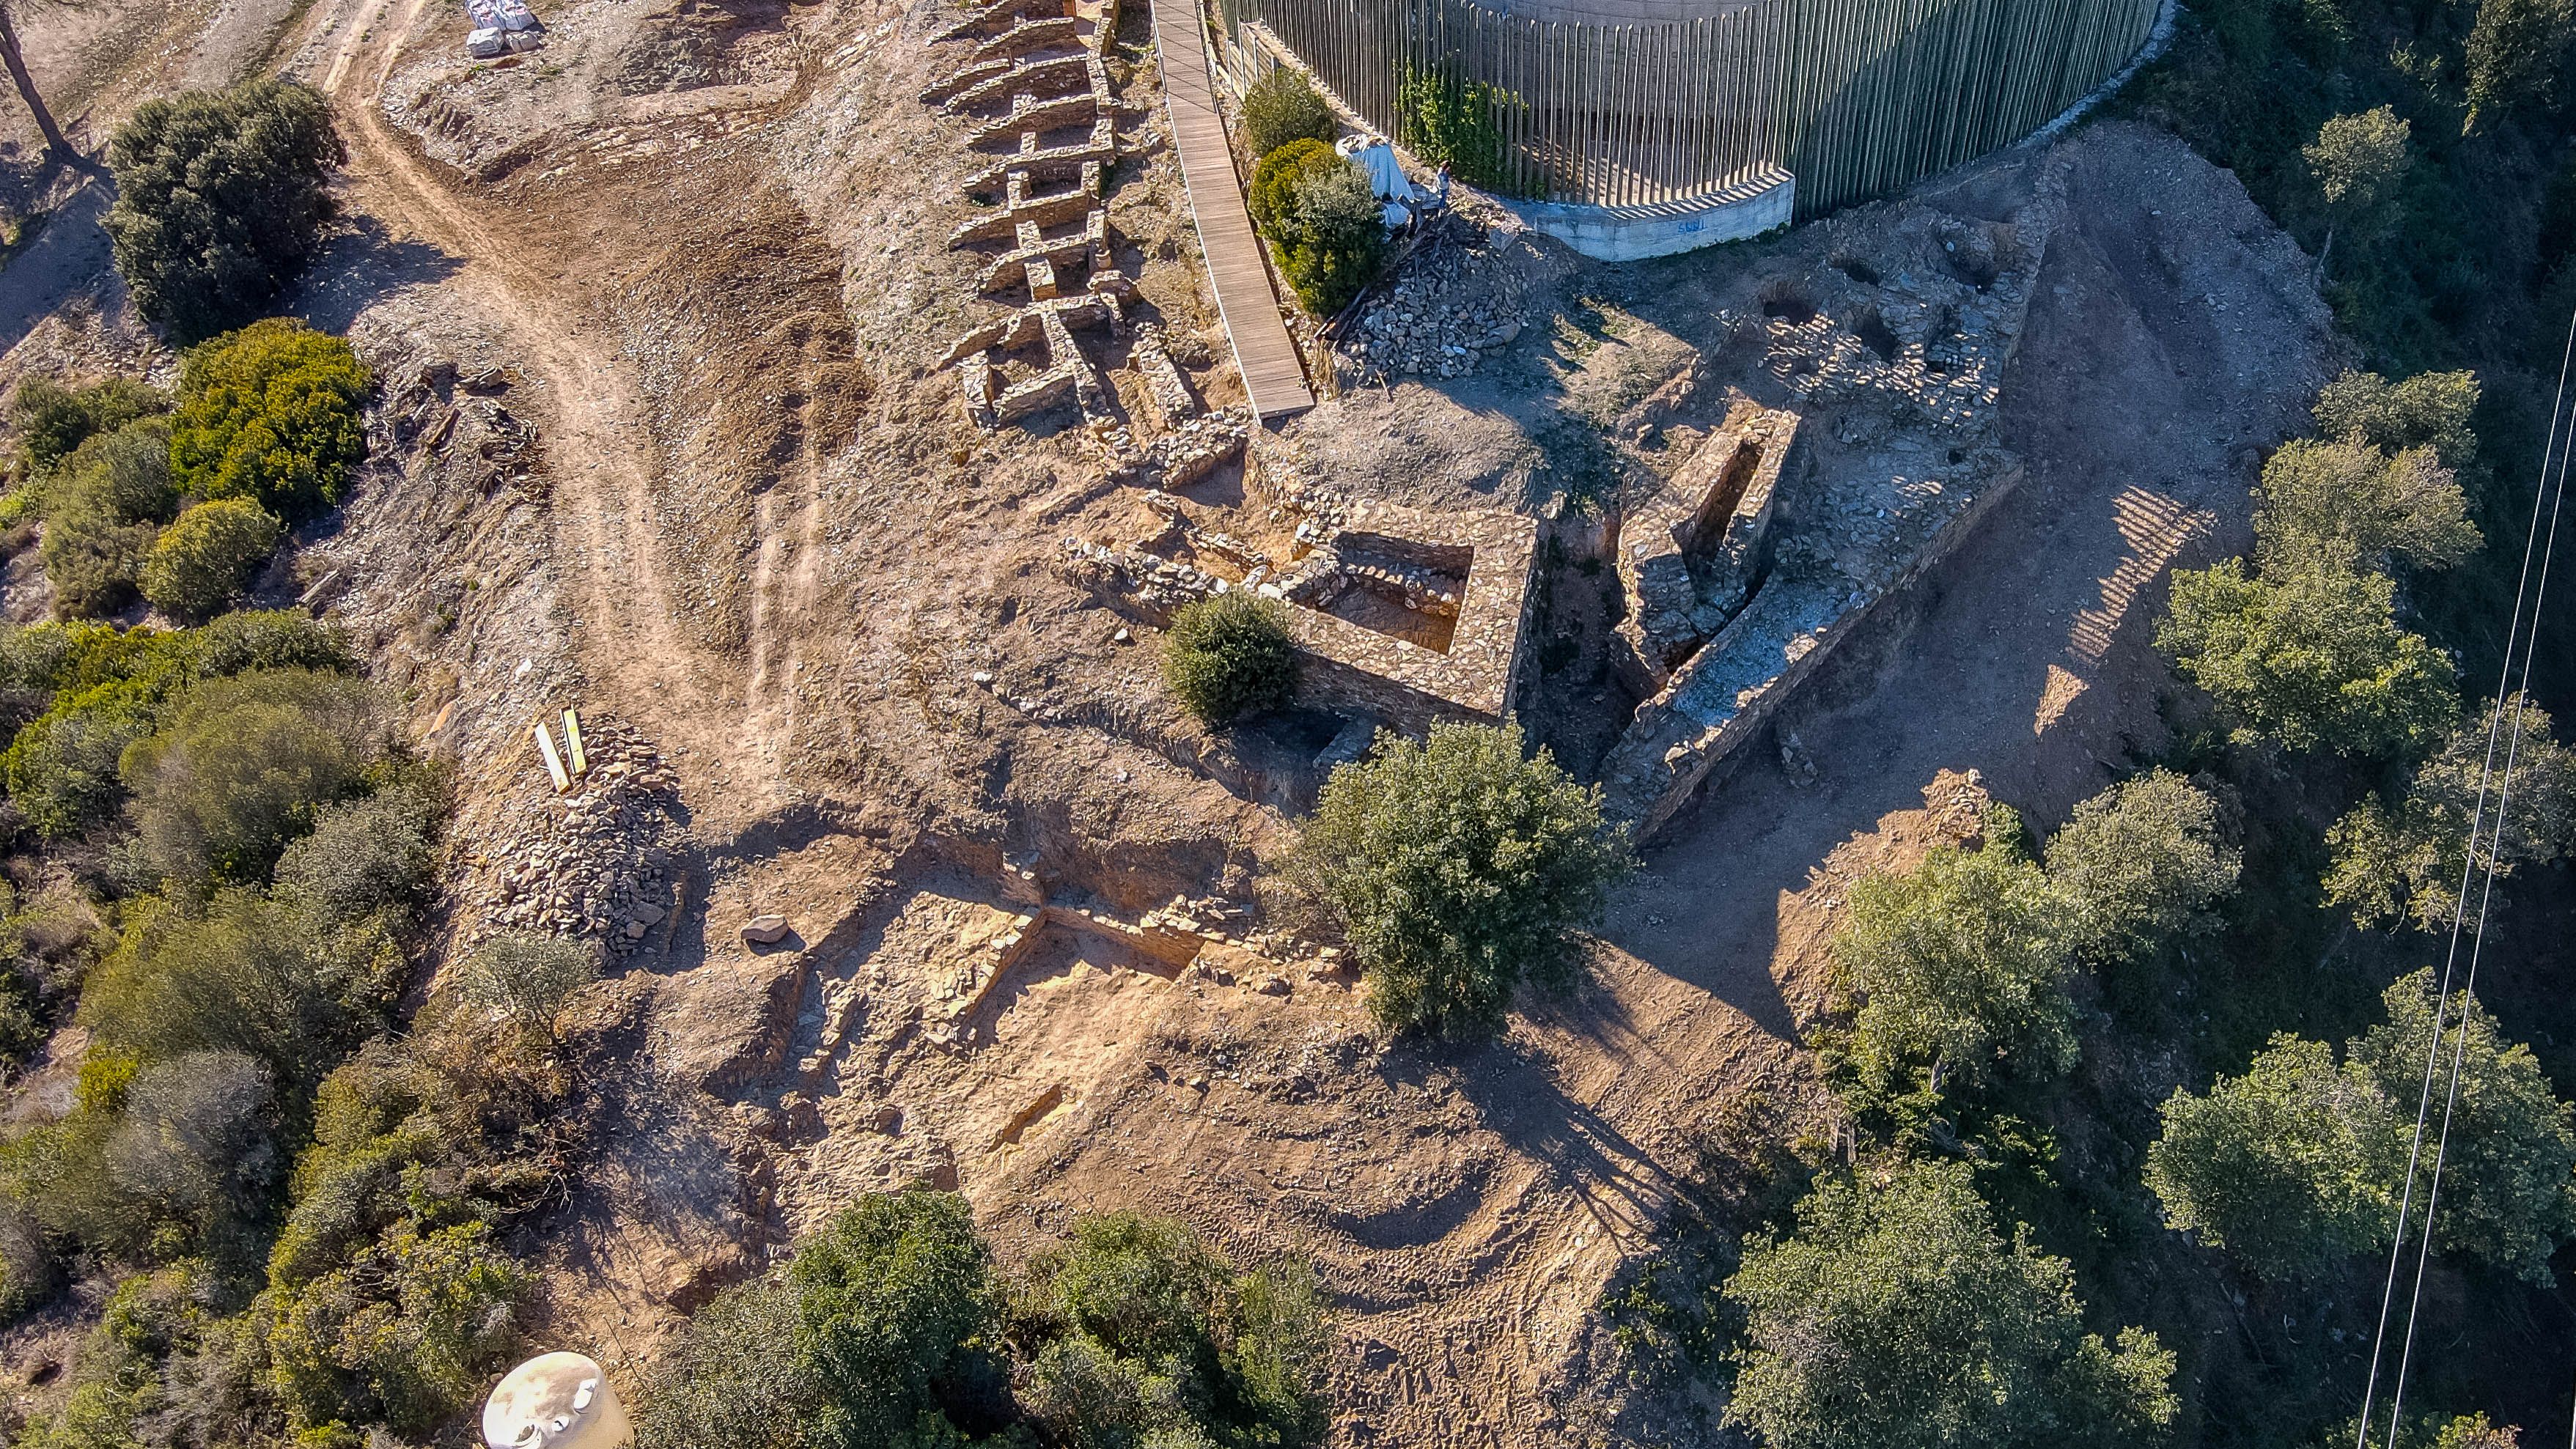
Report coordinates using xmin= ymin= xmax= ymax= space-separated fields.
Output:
xmin=1212 ymin=0 xmax=2158 ymax=215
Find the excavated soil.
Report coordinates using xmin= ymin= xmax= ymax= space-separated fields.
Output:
xmin=0 ymin=0 xmax=2338 ymax=1434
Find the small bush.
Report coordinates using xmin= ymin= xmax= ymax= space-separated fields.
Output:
xmin=450 ymin=931 xmax=598 ymax=1040
xmin=1240 ymin=67 xmax=1336 ymax=161
xmin=193 ymin=608 xmax=355 ymax=675
xmin=1296 ymin=720 xmax=1632 ymax=1036
xmin=103 ymin=79 xmax=344 ymax=340
xmin=0 ymin=1198 xmax=53 ymax=1322
xmin=63 ymin=416 xmax=180 ymax=524
xmin=1396 ymin=68 xmax=1515 ymax=191
xmin=37 ymin=491 xmax=158 ymax=619
xmin=140 ymin=499 xmax=282 ymax=620
xmin=1162 ymin=592 xmax=1296 ymax=725
xmin=262 ymin=1219 xmax=530 ymax=1434
xmin=100 ymin=1048 xmax=279 ymax=1263
xmin=170 ymin=319 xmax=372 ymax=523
xmin=10 ymin=377 xmax=166 ymax=471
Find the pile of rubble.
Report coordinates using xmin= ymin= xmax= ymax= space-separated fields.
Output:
xmin=1337 ymin=221 xmax=1533 ymax=382
xmin=468 ymin=715 xmax=689 ymax=959
xmin=375 ymin=355 xmax=544 ymax=499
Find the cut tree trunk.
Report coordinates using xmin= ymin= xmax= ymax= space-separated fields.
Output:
xmin=0 ymin=4 xmax=67 ymax=163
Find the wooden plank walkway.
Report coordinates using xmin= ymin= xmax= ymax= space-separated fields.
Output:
xmin=1149 ymin=0 xmax=1314 ymax=422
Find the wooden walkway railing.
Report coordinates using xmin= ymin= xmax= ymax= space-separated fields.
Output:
xmin=1150 ymin=0 xmax=1315 ymax=423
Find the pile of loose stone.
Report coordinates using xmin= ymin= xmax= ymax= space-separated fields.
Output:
xmin=1339 ymin=221 xmax=1532 ymax=382
xmin=468 ymin=715 xmax=689 ymax=959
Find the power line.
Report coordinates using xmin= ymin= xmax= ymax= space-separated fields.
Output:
xmin=2355 ymin=303 xmax=2576 ymax=1449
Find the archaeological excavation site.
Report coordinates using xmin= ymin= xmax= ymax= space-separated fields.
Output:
xmin=6 ymin=0 xmax=2575 ymax=1437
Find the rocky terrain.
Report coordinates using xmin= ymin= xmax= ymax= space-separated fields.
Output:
xmin=0 ymin=0 xmax=2340 ymax=1440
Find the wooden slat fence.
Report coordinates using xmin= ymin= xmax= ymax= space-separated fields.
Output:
xmin=1212 ymin=0 xmax=2157 ymax=215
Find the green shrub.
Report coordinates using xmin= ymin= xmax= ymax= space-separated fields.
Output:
xmin=103 ymin=80 xmax=344 ymax=340
xmin=1162 ymin=592 xmax=1296 ymax=725
xmin=0 ymin=1198 xmax=54 ymax=1322
xmin=10 ymin=377 xmax=167 ymax=471
xmin=1241 ymin=67 xmax=1336 ymax=161
xmin=38 ymin=493 xmax=158 ymax=619
xmin=2155 ymin=557 xmax=2456 ymax=756
xmin=636 ymin=1276 xmax=823 ymax=1449
xmin=450 ymin=931 xmax=598 ymax=1041
xmin=64 ymin=416 xmax=180 ymax=523
xmin=1279 ymin=161 xmax=1388 ymax=316
xmin=78 ymin=888 xmax=397 ymax=1091
xmin=274 ymin=779 xmax=444 ymax=930
xmin=790 ymin=1191 xmax=1009 ymax=1447
xmin=99 ymin=1048 xmax=279 ymax=1264
xmin=170 ymin=319 xmax=372 ymax=522
xmin=1017 ymin=1212 xmax=1330 ymax=1449
xmin=139 ymin=499 xmax=282 ymax=620
xmin=0 ymin=614 xmax=355 ymax=838
xmin=121 ymin=667 xmax=390 ymax=883
xmin=1296 ymin=720 xmax=1632 ymax=1036
xmin=1723 ymin=1161 xmax=2178 ymax=1449
xmin=1248 ymin=137 xmax=1336 ymax=237
xmin=262 ymin=1219 xmax=529 ymax=1434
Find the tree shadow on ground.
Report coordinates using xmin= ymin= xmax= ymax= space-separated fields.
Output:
xmin=290 ymin=215 xmax=466 ymax=333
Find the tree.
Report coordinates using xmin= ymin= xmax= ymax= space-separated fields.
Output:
xmin=2043 ymin=770 xmax=2240 ymax=969
xmin=2145 ymin=973 xmax=2576 ymax=1285
xmin=2252 ymin=439 xmax=2479 ymax=574
xmin=2325 ymin=696 xmax=2576 ymax=933
xmin=2303 ymin=108 xmax=2411 ymax=276
xmin=789 ymin=1192 xmax=1008 ymax=1449
xmin=450 ymin=932 xmax=598 ymax=1041
xmin=2143 ymin=1034 xmax=2401 ymax=1281
xmin=2155 ymin=558 xmax=2455 ymax=757
xmin=169 ymin=318 xmax=372 ymax=522
xmin=103 ymin=80 xmax=343 ymax=339
xmin=1295 ymin=720 xmax=1633 ymax=1036
xmin=2311 ymin=368 xmax=2481 ymax=467
xmin=0 ymin=1 xmax=67 ymax=162
xmin=1162 ymin=591 xmax=1297 ymax=726
xmin=2347 ymin=970 xmax=2576 ymax=1283
xmin=139 ymin=498 xmax=281 ymax=620
xmin=1240 ymin=67 xmax=1335 ymax=162
xmin=2465 ymin=0 xmax=2575 ymax=130
xmin=1723 ymin=1161 xmax=2178 ymax=1449
xmin=1834 ymin=842 xmax=2077 ymax=1085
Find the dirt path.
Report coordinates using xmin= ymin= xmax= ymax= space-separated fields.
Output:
xmin=298 ymin=0 xmax=814 ymax=823
xmin=1601 ymin=123 xmax=2339 ymax=1017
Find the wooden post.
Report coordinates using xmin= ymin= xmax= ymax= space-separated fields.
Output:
xmin=562 ymin=708 xmax=590 ymax=777
xmin=533 ymin=722 xmax=572 ymax=792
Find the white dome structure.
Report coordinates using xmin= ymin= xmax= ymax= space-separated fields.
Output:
xmin=481 ymin=1352 xmax=633 ymax=1449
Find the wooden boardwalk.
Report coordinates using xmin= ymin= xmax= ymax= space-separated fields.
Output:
xmin=1149 ymin=0 xmax=1314 ymax=422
